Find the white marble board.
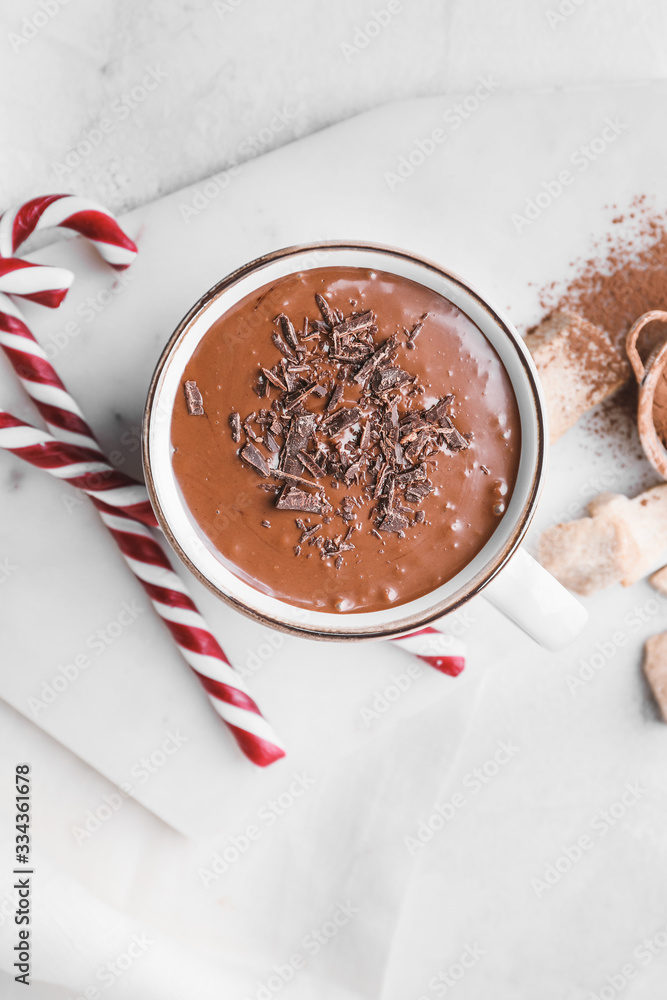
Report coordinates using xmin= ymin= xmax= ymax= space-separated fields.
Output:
xmin=1 ymin=81 xmax=667 ymax=840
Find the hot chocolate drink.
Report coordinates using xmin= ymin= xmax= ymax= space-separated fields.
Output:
xmin=171 ymin=267 xmax=521 ymax=613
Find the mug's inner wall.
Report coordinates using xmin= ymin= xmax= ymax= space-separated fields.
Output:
xmin=145 ymin=244 xmax=544 ymax=637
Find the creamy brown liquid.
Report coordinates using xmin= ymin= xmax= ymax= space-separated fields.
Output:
xmin=171 ymin=267 xmax=521 ymax=613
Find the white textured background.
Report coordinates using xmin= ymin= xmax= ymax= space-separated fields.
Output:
xmin=3 ymin=0 xmax=667 ymax=215
xmin=3 ymin=4 xmax=667 ymax=999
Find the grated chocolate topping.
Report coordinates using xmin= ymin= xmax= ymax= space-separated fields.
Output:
xmin=217 ymin=294 xmax=470 ymax=569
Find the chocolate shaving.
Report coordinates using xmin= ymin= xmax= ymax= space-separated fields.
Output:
xmin=406 ymin=316 xmax=426 ymax=348
xmin=228 ymin=411 xmax=242 ymax=442
xmin=277 ymin=313 xmax=300 ymax=351
xmin=330 ymin=345 xmax=373 ymax=362
xmin=404 ymin=430 xmax=434 ymax=462
xmin=281 ymin=413 xmax=315 ymax=476
xmin=374 ymin=462 xmax=390 ymax=499
xmin=325 ymin=383 xmax=344 ymax=413
xmin=262 ymin=366 xmax=288 ymax=390
xmin=300 ymin=522 xmax=322 ymax=542
xmin=320 ymin=406 xmax=362 ymax=437
xmin=377 ymin=472 xmax=396 ymax=515
xmin=440 ymin=427 xmax=468 ymax=451
xmin=271 ymin=332 xmax=298 ymax=361
xmin=243 ymin=418 xmax=260 ymax=441
xmin=241 ymin=441 xmax=270 ymax=477
xmin=353 ymin=336 xmax=397 ymax=384
xmin=264 ymin=430 xmax=280 ymax=453
xmin=405 ymin=482 xmax=433 ymax=502
xmin=359 ymin=420 xmax=372 ymax=452
xmin=377 ymin=511 xmax=409 ymax=533
xmin=315 ymin=292 xmax=337 ymax=328
xmin=425 ymin=396 xmax=454 ymax=425
xmin=273 ymin=469 xmax=325 ymax=491
xmin=399 ymin=412 xmax=426 ymax=435
xmin=184 ymin=380 xmax=205 ymax=416
xmin=297 ymin=449 xmax=325 ymax=479
xmin=284 ymin=381 xmax=319 ymax=411
xmin=269 ymin=413 xmax=283 ymax=436
xmin=371 ymin=367 xmax=414 ymax=396
xmin=333 ymin=311 xmax=374 ymax=337
xmin=323 ymin=538 xmax=355 ymax=556
xmin=396 ymin=465 xmax=427 ymax=485
xmin=277 ymin=486 xmax=326 ymax=513
xmin=344 ymin=460 xmax=363 ymax=485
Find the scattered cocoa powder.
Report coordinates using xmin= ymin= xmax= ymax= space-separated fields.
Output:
xmin=579 ymin=383 xmax=644 ymax=463
xmin=539 ymin=197 xmax=667 ymax=355
xmin=535 ymin=197 xmax=667 ymax=462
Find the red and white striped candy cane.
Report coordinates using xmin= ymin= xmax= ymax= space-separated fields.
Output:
xmin=0 ymin=198 xmax=133 ymax=450
xmin=390 ymin=627 xmax=466 ymax=677
xmin=0 ymin=412 xmax=156 ymax=525
xmin=0 ymin=207 xmax=148 ymax=505
xmin=0 ymin=290 xmax=151 ymax=464
xmin=0 ymin=258 xmax=73 ymax=308
xmin=97 ymin=504 xmax=284 ymax=766
xmin=0 ymin=194 xmax=137 ymax=270
xmin=0 ymin=196 xmax=285 ymax=764
xmin=0 ymin=411 xmax=285 ymax=767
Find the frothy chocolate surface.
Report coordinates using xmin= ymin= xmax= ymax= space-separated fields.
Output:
xmin=171 ymin=267 xmax=521 ymax=613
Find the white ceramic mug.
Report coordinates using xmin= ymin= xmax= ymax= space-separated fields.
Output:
xmin=143 ymin=241 xmax=587 ymax=650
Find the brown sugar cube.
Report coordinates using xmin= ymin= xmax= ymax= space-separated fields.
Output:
xmin=539 ymin=485 xmax=667 ymax=595
xmin=616 ymin=486 xmax=667 ymax=585
xmin=524 ymin=310 xmax=630 ymax=442
xmin=538 ymin=512 xmax=638 ymax=595
xmin=643 ymin=633 xmax=667 ymax=722
xmin=583 ymin=488 xmax=667 ymax=586
xmin=586 ymin=491 xmax=623 ymax=518
xmin=649 ymin=565 xmax=667 ymax=595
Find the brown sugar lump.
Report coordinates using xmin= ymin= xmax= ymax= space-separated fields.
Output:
xmin=585 ymin=489 xmax=667 ymax=586
xmin=617 ymin=486 xmax=667 ymax=585
xmin=649 ymin=565 xmax=667 ymax=595
xmin=524 ymin=310 xmax=631 ymax=442
xmin=643 ymin=633 xmax=667 ymax=722
xmin=538 ymin=508 xmax=638 ymax=595
xmin=539 ymin=485 xmax=667 ymax=595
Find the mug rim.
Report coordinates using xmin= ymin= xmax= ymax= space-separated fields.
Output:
xmin=142 ymin=240 xmax=548 ymax=641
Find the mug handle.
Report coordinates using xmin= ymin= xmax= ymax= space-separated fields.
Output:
xmin=482 ymin=547 xmax=588 ymax=650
